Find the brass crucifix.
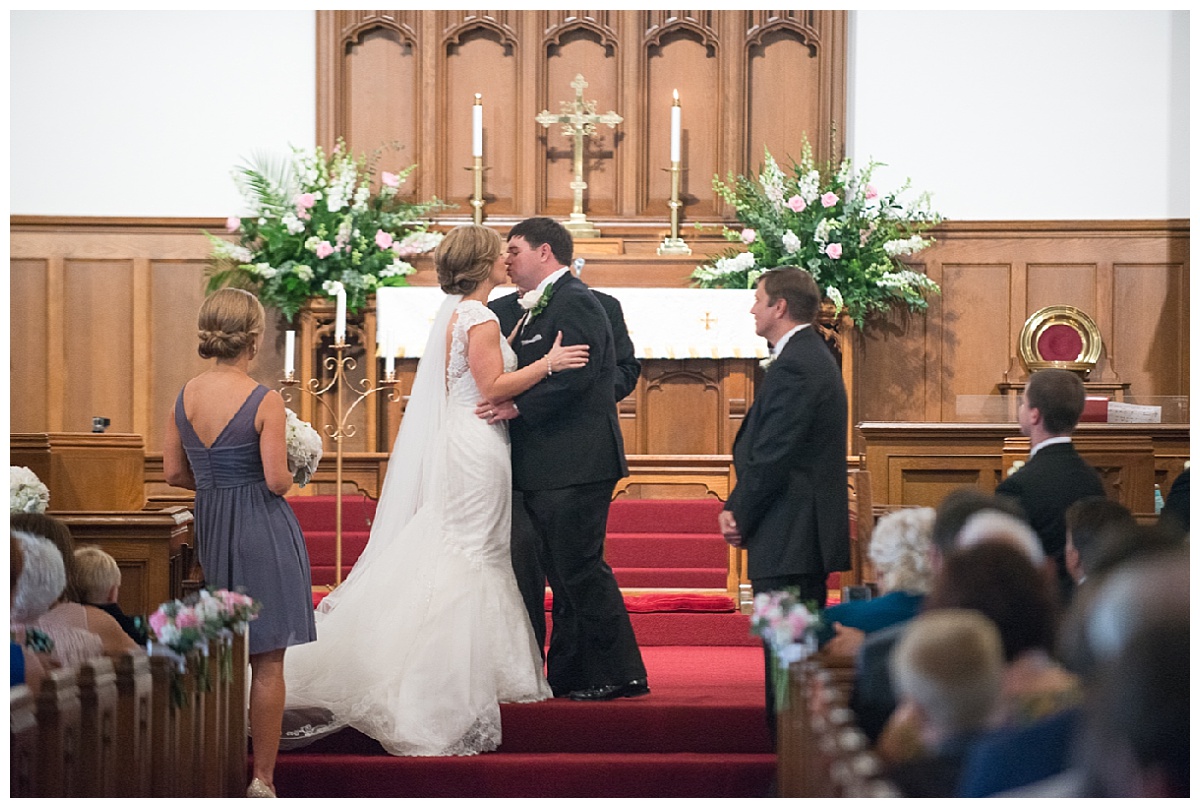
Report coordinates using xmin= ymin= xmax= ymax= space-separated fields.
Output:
xmin=536 ymin=74 xmax=622 ymax=239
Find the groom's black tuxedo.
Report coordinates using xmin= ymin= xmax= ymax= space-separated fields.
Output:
xmin=727 ymin=325 xmax=851 ymax=586
xmin=489 ymin=272 xmax=645 ymax=696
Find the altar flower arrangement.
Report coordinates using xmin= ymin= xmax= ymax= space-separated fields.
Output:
xmin=285 ymin=408 xmax=323 ymax=487
xmin=692 ymin=138 xmax=942 ymax=327
xmin=206 ymin=138 xmax=450 ymax=320
xmin=10 ymin=466 xmax=49 ymax=514
xmin=750 ymin=588 xmax=822 ymax=710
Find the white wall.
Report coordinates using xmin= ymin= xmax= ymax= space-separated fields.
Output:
xmin=849 ymin=10 xmax=1189 ymax=220
xmin=10 ymin=10 xmax=315 ymax=217
xmin=9 ymin=10 xmax=1188 ymax=220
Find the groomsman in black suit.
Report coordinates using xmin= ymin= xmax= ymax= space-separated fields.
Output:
xmin=995 ymin=368 xmax=1105 ymax=598
xmin=490 ymin=260 xmax=640 ymax=659
xmin=480 ymin=217 xmax=647 ymax=701
xmin=719 ymin=266 xmax=850 ymax=728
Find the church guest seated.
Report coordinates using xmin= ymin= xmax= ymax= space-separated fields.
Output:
xmin=10 ymin=513 xmax=139 ymax=659
xmin=11 ymin=529 xmax=104 ymax=670
xmin=1158 ymin=467 xmax=1189 ymax=539
xmin=884 ymin=609 xmax=1005 ymax=797
xmin=850 ymin=488 xmax=1028 ymax=742
xmin=74 ymin=545 xmax=149 ymax=645
xmin=10 ymin=535 xmax=47 ymax=694
xmin=1063 ymin=496 xmax=1135 ymax=588
xmin=966 ymin=545 xmax=1189 ymax=797
xmin=876 ymin=542 xmax=1080 ymax=765
xmin=817 ymin=507 xmax=935 ymax=655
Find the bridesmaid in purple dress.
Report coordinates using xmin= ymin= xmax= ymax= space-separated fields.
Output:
xmin=164 ymin=288 xmax=316 ymax=798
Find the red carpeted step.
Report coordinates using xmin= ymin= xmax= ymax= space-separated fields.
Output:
xmin=272 ymin=752 xmax=775 ymax=798
xmin=538 ymin=610 xmax=756 ymax=646
xmin=288 ymin=495 xmax=377 ymax=533
xmin=604 ymin=533 xmax=727 ymax=568
xmin=302 ymin=530 xmax=371 ymax=566
xmin=614 ymin=567 xmax=727 ymax=589
xmin=606 ymin=498 xmax=726 ymax=534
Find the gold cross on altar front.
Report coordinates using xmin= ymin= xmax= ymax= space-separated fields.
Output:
xmin=699 ymin=311 xmax=718 ymax=330
xmin=536 ymin=74 xmax=622 ymax=227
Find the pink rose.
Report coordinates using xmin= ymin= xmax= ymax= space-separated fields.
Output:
xmin=374 ymin=230 xmax=394 ymax=250
xmin=381 ymin=171 xmax=400 ymax=188
xmin=740 ymin=228 xmax=757 ymax=244
xmin=786 ymin=195 xmax=806 ymax=213
xmin=315 ymin=241 xmax=335 ymax=259
xmin=865 ymin=184 xmax=878 ymax=200
xmin=149 ymin=610 xmax=168 ymax=633
xmin=295 ymin=193 xmax=317 ymax=209
xmin=821 ymin=192 xmax=839 ymax=208
xmin=225 ymin=216 xmax=241 ymax=232
xmin=825 ymin=243 xmax=843 ymax=260
xmin=174 ymin=608 xmax=200 ymax=629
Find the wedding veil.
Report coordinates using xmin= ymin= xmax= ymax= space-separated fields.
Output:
xmin=315 ymin=292 xmax=461 ymax=612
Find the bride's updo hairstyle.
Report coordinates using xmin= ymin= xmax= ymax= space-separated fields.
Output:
xmin=435 ymin=225 xmax=503 ymax=295
xmin=197 ymin=288 xmax=266 ymax=360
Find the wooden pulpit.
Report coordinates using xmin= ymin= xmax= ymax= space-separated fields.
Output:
xmin=11 ymin=432 xmax=147 ymax=511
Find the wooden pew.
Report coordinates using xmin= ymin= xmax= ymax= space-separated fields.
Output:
xmin=77 ymin=655 xmax=119 ymax=796
xmin=10 ymin=684 xmax=38 ymax=797
xmin=149 ymin=653 xmax=181 ymax=797
xmin=114 ymin=651 xmax=153 ymax=797
xmin=33 ymin=667 xmax=82 ymax=797
xmin=225 ymin=627 xmax=250 ymax=796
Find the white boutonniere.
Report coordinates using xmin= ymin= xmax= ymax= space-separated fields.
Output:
xmin=759 ymin=355 xmax=774 ymax=371
xmin=518 ymin=285 xmax=555 ymax=321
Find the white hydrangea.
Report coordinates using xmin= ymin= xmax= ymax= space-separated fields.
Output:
xmin=380 ymin=258 xmax=415 ymax=279
xmin=10 ymin=466 xmax=49 ymax=514
xmin=295 ymin=265 xmax=314 ymax=282
xmin=877 ymin=269 xmax=936 ymax=290
xmin=256 ymin=263 xmax=277 ymax=280
xmin=781 ymin=229 xmax=802 ymax=255
xmin=883 ymin=235 xmax=931 ymax=256
xmin=825 ymin=286 xmax=844 ymax=312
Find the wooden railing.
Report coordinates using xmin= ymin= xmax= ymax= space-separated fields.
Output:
xmin=776 ymin=655 xmax=899 ymax=797
xmin=10 ymin=630 xmax=249 ymax=798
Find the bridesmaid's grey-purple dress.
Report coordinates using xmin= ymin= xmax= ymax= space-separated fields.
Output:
xmin=174 ymin=383 xmax=316 ymax=655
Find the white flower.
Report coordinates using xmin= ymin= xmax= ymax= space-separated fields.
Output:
xmin=230 ymin=246 xmax=254 ymax=263
xmin=518 ymin=289 xmax=542 ymax=310
xmin=282 ymin=213 xmax=306 ymax=235
xmin=295 ymin=265 xmax=314 ymax=282
xmin=825 ymin=286 xmax=844 ymax=312
xmin=814 ymin=218 xmax=832 ymax=244
xmin=284 ymin=409 xmax=323 ymax=487
xmin=883 ymin=235 xmax=931 ymax=256
xmin=798 ymin=169 xmax=821 ymax=204
xmin=781 ymin=229 xmax=801 ymax=255
xmin=10 ymin=466 xmax=49 ymax=514
xmin=257 ymin=264 xmax=277 ymax=280
xmin=379 ymin=259 xmax=414 ymax=279
xmin=322 ymin=280 xmax=345 ymax=296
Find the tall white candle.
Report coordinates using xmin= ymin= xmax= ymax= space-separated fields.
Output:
xmin=670 ymin=89 xmax=681 ymax=163
xmin=472 ymin=94 xmax=483 ymax=157
xmin=284 ymin=330 xmax=295 ymax=377
xmin=384 ymin=330 xmax=395 ymax=374
xmin=335 ymin=287 xmax=347 ymax=342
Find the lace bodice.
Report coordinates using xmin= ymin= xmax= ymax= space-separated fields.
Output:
xmin=447 ymin=300 xmax=516 ymax=406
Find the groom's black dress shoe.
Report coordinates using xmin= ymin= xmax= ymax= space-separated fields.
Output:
xmin=567 ymin=679 xmax=650 ymax=701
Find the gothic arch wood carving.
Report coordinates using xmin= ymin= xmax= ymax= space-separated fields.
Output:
xmin=542 ymin=11 xmax=619 ymax=51
xmin=334 ymin=10 xmax=419 ymax=49
xmin=745 ymin=10 xmax=820 ymax=53
xmin=441 ymin=11 xmax=518 ymax=50
xmin=643 ymin=11 xmax=719 ymax=52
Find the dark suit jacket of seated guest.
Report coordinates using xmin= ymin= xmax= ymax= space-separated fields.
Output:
xmin=887 ymin=731 xmax=985 ymax=798
xmin=995 ymin=441 xmax=1105 ymax=579
xmin=815 ymin=590 xmax=923 ymax=647
xmin=850 ymin=621 xmax=907 ymax=743
xmin=956 ymin=707 xmax=1082 ymax=797
xmin=89 ymin=601 xmax=148 ymax=645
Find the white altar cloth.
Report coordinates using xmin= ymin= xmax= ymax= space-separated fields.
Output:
xmin=375 ymin=286 xmax=767 ymax=360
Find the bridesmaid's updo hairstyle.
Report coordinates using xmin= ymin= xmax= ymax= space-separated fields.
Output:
xmin=197 ymin=288 xmax=266 ymax=360
xmin=435 ymin=225 xmax=503 ymax=295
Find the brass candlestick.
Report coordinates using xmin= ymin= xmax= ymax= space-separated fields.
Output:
xmin=469 ymin=155 xmax=485 ymax=225
xmin=281 ymin=339 xmax=400 ymax=587
xmin=657 ymin=160 xmax=692 ymax=255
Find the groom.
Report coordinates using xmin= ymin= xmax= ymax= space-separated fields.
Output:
xmin=480 ymin=217 xmax=648 ymax=701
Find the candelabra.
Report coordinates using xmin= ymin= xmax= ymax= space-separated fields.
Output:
xmin=657 ymin=160 xmax=692 ymax=255
xmin=281 ymin=337 xmax=400 ymax=587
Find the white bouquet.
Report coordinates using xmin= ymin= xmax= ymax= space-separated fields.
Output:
xmin=285 ymin=409 xmax=323 ymax=487
xmin=10 ymin=466 xmax=50 ymax=514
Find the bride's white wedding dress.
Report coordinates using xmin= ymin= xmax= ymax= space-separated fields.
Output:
xmin=282 ymin=297 xmax=552 ymax=756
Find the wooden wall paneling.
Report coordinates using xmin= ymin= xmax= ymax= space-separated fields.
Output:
xmin=745 ymin=15 xmax=822 ymax=172
xmin=938 ymin=263 xmax=1015 ymax=421
xmin=342 ymin=19 xmax=421 ymax=194
xmin=63 ymin=260 xmax=135 ymax=434
xmin=720 ymin=358 xmax=756 ymax=455
xmin=640 ymin=12 xmax=721 ymax=217
xmin=1025 ymin=262 xmax=1106 ymax=378
xmin=1112 ymin=262 xmax=1188 ymax=396
xmin=539 ymin=12 xmax=623 ymax=216
xmin=440 ymin=15 xmax=520 ymax=215
xmin=850 ymin=294 xmax=935 ymax=436
xmin=131 ymin=259 xmax=153 ymax=441
xmin=10 ymin=259 xmax=50 ymax=432
xmin=641 ymin=360 xmax=723 ymax=454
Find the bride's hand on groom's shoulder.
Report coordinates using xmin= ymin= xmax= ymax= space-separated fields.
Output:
xmin=476 ymin=398 xmax=518 ymax=424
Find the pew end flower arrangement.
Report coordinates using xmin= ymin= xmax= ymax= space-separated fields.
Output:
xmin=691 ymin=138 xmax=942 ymax=328
xmin=750 ymin=589 xmax=822 ymax=711
xmin=206 ymin=138 xmax=451 ymax=320
xmin=148 ymin=588 xmax=261 ymax=703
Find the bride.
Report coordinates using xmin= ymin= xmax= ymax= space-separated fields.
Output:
xmin=282 ymin=224 xmax=588 ymax=756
